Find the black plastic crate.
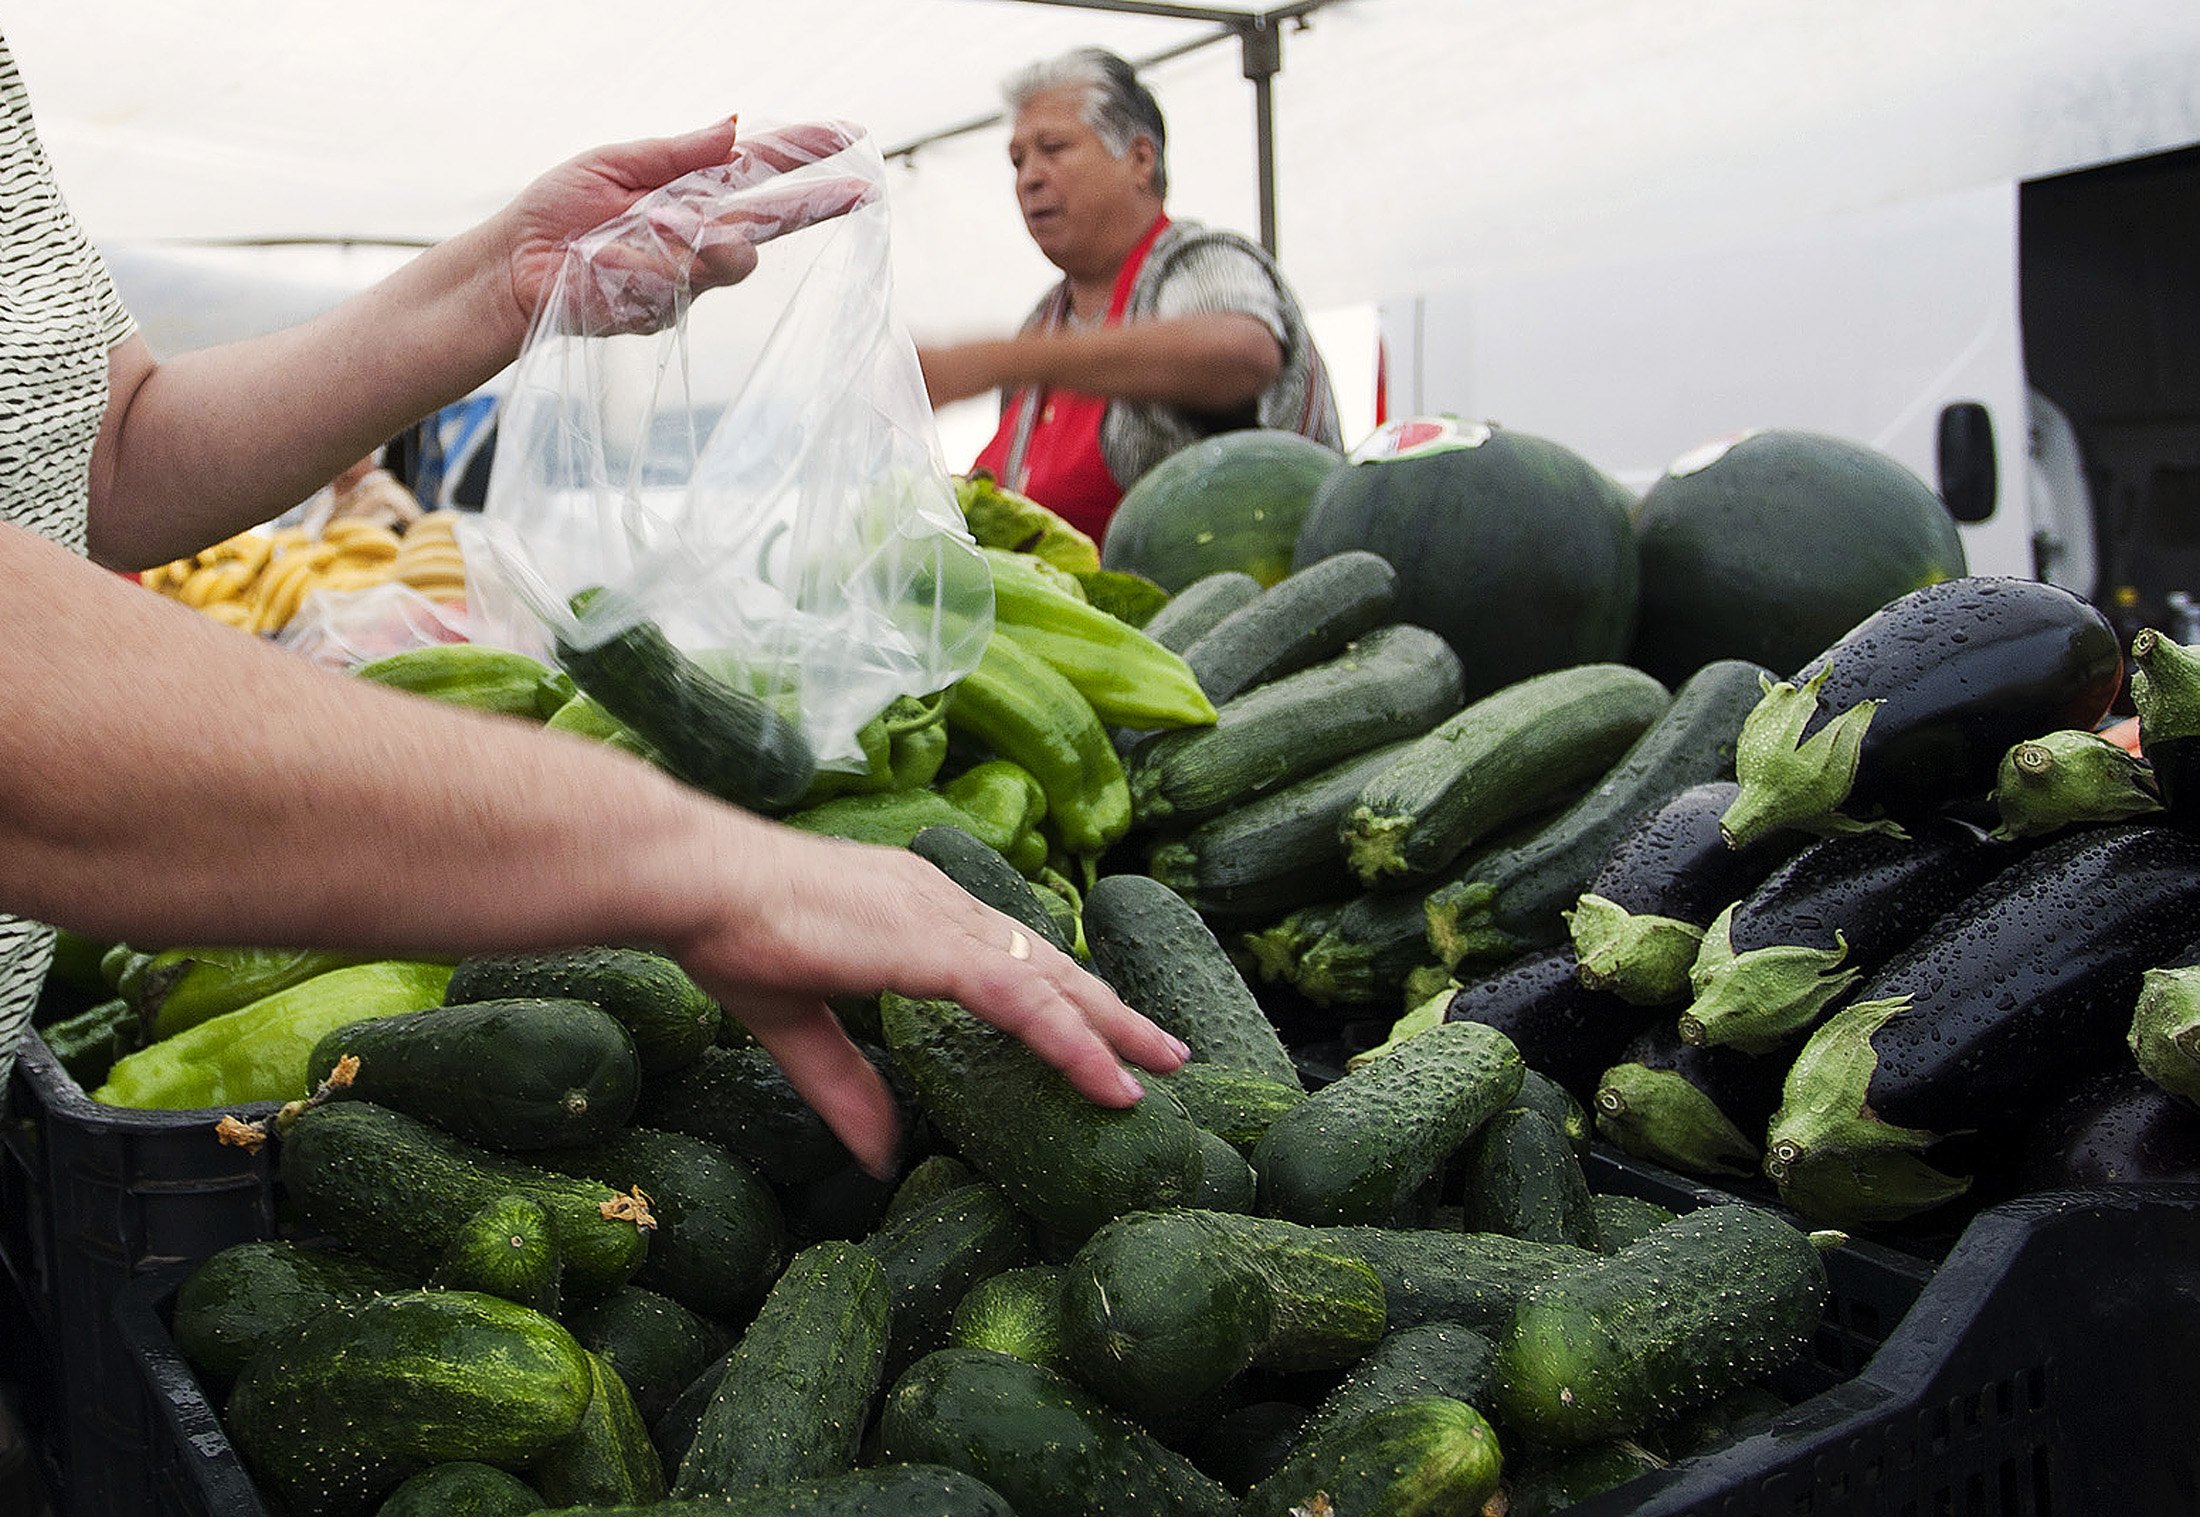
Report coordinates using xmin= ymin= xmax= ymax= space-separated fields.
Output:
xmin=0 ymin=1030 xmax=280 ymax=1517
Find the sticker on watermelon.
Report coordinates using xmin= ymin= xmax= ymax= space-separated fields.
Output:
xmin=1350 ymin=416 xmax=1494 ymax=464
xmin=1667 ymin=428 xmax=1765 ymax=479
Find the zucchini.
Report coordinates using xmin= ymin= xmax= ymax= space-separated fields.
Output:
xmin=1139 ymin=569 xmax=1263 ymax=653
xmin=1146 ymin=1062 xmax=1308 ymax=1154
xmin=1239 ymin=1397 xmax=1503 ymax=1517
xmin=1282 ymin=885 xmax=1448 ymax=1008
xmin=1083 ymin=872 xmax=1300 ymax=1087
xmin=531 ymin=1349 xmax=665 ymax=1507
xmin=428 ymin=1193 xmax=562 ymax=1315
xmin=444 ymin=946 xmax=720 ymax=1077
xmin=309 ymin=998 xmax=641 ymax=1151
xmin=565 ymin=1286 xmax=733 ymax=1426
xmin=281 ymin=1100 xmax=649 ymax=1294
xmin=1297 ymin=1321 xmax=1497 ymax=1445
xmin=637 ymin=1042 xmax=879 ymax=1185
xmin=374 ymin=1462 xmax=543 ymax=1517
xmin=172 ymin=1241 xmax=407 ymax=1395
xmin=946 ymin=1264 xmax=1067 ymax=1372
xmin=876 ymin=1348 xmax=1237 ymax=1517
xmin=1253 ymin=1019 xmax=1524 ymax=1225
xmin=1441 ymin=945 xmax=1658 ymax=1105
xmin=227 ymin=1290 xmax=593 ymax=1517
xmin=880 ymin=993 xmax=1202 ymax=1240
xmin=672 ymin=1241 xmax=891 ymax=1499
xmin=1179 ymin=549 xmax=1400 ymax=705
xmin=908 ymin=825 xmax=1073 ymax=954
xmin=1344 ymin=662 xmax=1671 ymax=886
xmin=864 ymin=1180 xmax=1036 ymax=1382
xmin=555 ymin=587 xmax=817 ymax=814
xmin=1493 ymin=1205 xmax=1830 ymax=1446
xmin=1128 ymin=623 xmax=1466 ymax=828
xmin=1333 ymin=1225 xmax=1597 ymax=1334
xmin=1459 ymin=1107 xmax=1603 ymax=1248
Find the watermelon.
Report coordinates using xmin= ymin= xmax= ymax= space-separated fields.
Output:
xmin=1289 ymin=418 xmax=1639 ymax=702
xmin=1630 ymin=429 xmax=1968 ymax=685
xmin=1103 ymin=429 xmax=1344 ymax=590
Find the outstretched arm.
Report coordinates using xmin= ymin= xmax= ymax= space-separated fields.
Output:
xmin=917 ymin=310 xmax=1281 ymax=411
xmin=0 ymin=524 xmax=1182 ymax=1173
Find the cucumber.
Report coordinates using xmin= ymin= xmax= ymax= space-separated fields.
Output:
xmin=876 ymin=1348 xmax=1237 ymax=1517
xmin=172 ymin=1241 xmax=407 ymax=1395
xmin=374 ymin=1462 xmax=544 ymax=1517
xmin=1253 ymin=1019 xmax=1524 ymax=1225
xmin=444 ymin=947 xmax=720 ymax=1076
xmin=880 ymin=1153 xmax=981 ymax=1231
xmin=1179 ymin=549 xmax=1400 ymax=704
xmin=637 ymin=1043 xmax=877 ymax=1185
xmin=227 ymin=1290 xmax=593 ymax=1517
xmin=1083 ymin=872 xmax=1300 ymax=1087
xmin=309 ymin=998 xmax=640 ymax=1151
xmin=946 ymin=1265 xmax=1066 ymax=1372
xmin=1190 ymin=1127 xmax=1258 ymax=1212
xmin=1139 ymin=569 xmax=1263 ymax=653
xmin=534 ymin=1467 xmax=1016 ymax=1516
xmin=908 ymin=825 xmax=1073 ymax=955
xmin=1493 ymin=1205 xmax=1830 ymax=1445
xmin=864 ymin=1180 xmax=1036 ymax=1382
xmin=281 ymin=1100 xmax=649 ymax=1294
xmin=1239 ymin=1397 xmax=1504 ymax=1517
xmin=1058 ymin=1209 xmax=1387 ymax=1422
xmin=1512 ymin=1068 xmax=1592 ymax=1159
xmin=1344 ymin=663 xmax=1672 ymax=886
xmin=1589 ymin=1193 xmax=1677 ymax=1253
xmin=1128 ymin=623 xmax=1466 ymax=828
xmin=1146 ymin=1062 xmax=1308 ymax=1154
xmin=531 ymin=1350 xmax=665 ymax=1507
xmin=555 ymin=587 xmax=817 ymax=814
xmin=565 ymin=1286 xmax=733 ymax=1427
xmin=428 ymin=1194 xmax=563 ymax=1315
xmin=1297 ymin=1321 xmax=1497 ymax=1445
xmin=1459 ymin=1107 xmax=1603 ymax=1249
xmin=880 ymin=993 xmax=1202 ymax=1240
xmin=1331 ymin=1226 xmax=1597 ymax=1334
xmin=672 ymin=1242 xmax=890 ymax=1498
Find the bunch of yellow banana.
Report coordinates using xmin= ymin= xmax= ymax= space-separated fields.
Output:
xmin=388 ymin=511 xmax=469 ymax=602
xmin=139 ymin=515 xmax=466 ymax=635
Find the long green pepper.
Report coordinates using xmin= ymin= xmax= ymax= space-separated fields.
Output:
xmin=945 ymin=633 xmax=1130 ymax=857
xmin=985 ymin=549 xmax=1216 ymax=731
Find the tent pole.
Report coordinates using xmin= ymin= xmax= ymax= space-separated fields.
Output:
xmin=1240 ymin=18 xmax=1282 ymax=255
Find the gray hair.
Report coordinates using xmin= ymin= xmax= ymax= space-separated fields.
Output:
xmin=1004 ymin=47 xmax=1169 ymax=199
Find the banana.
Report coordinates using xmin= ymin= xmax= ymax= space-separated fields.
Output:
xmin=176 ymin=563 xmax=230 ymax=608
xmin=200 ymin=600 xmax=258 ymax=631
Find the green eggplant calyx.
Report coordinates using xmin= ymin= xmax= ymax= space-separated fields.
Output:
xmin=2131 ymin=628 xmax=2200 ymax=745
xmin=1763 ymin=995 xmax=1969 ymax=1226
xmin=2129 ymin=964 xmax=2200 ymax=1105
xmin=1680 ymin=910 xmax=1860 ymax=1056
xmin=1989 ymin=729 xmax=2162 ymax=840
xmin=1720 ymin=667 xmax=1883 ymax=850
xmin=1567 ymin=893 xmax=1705 ymax=1007
xmin=1592 ymin=1063 xmax=1761 ymax=1178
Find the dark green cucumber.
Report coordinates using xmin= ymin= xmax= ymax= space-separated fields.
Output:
xmin=880 ymin=1153 xmax=981 ymax=1231
xmin=1513 ymin=1068 xmax=1593 ymax=1159
xmin=880 ymin=993 xmax=1202 ymax=1240
xmin=672 ymin=1241 xmax=890 ymax=1498
xmin=1590 ymin=1193 xmax=1677 ymax=1253
xmin=531 ymin=1350 xmax=665 ymax=1507
xmin=1147 ymin=1062 xmax=1308 ymax=1154
xmin=536 ymin=1467 xmax=1016 ymax=1516
xmin=637 ymin=1043 xmax=878 ymax=1185
xmin=1083 ymin=872 xmax=1300 ymax=1087
xmin=374 ymin=1462 xmax=543 ymax=1517
xmin=227 ymin=1289 xmax=592 ymax=1517
xmin=444 ymin=947 xmax=720 ymax=1076
xmin=556 ymin=587 xmax=816 ymax=814
xmin=1330 ymin=1226 xmax=1598 ymax=1334
xmin=533 ymin=1127 xmax=787 ymax=1322
xmin=946 ymin=1265 xmax=1066 ymax=1372
xmin=281 ymin=1101 xmax=649 ymax=1294
xmin=310 ymin=998 xmax=640 ymax=1151
xmin=877 ymin=1347 xmax=1237 ymax=1517
xmin=1253 ymin=1020 xmax=1524 ymax=1225
xmin=565 ymin=1286 xmax=733 ymax=1426
xmin=1493 ymin=1205 xmax=1830 ymax=1446
xmin=428 ymin=1194 xmax=562 ymax=1315
xmin=172 ymin=1241 xmax=407 ymax=1394
xmin=1298 ymin=1321 xmax=1497 ymax=1445
xmin=865 ymin=1181 xmax=1036 ymax=1382
xmin=1344 ymin=662 xmax=1672 ymax=886
xmin=908 ymin=825 xmax=1073 ymax=954
xmin=1239 ymin=1396 xmax=1504 ymax=1517
xmin=1140 ymin=569 xmax=1263 ymax=653
xmin=1128 ymin=623 xmax=1466 ymax=828
xmin=1146 ymin=739 xmax=1414 ymax=922
xmin=1191 ymin=1127 xmax=1259 ymax=1212
xmin=1460 ymin=1107 xmax=1603 ymax=1249
xmin=1180 ymin=549 xmax=1400 ymax=704
xmin=1059 ymin=1209 xmax=1387 ymax=1422
xmin=1422 ymin=658 xmax=1773 ymax=971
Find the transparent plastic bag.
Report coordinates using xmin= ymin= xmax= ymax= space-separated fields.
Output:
xmin=465 ymin=122 xmax=990 ymax=772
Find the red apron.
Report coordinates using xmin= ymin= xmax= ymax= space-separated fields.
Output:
xmin=972 ymin=214 xmax=1169 ymax=544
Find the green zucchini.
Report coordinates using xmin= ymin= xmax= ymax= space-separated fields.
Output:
xmin=531 ymin=1350 xmax=665 ymax=1507
xmin=1252 ymin=1019 xmax=1523 ymax=1225
xmin=946 ymin=1265 xmax=1067 ymax=1372
xmin=1146 ymin=1062 xmax=1308 ymax=1154
xmin=1239 ymin=1397 xmax=1504 ymax=1517
xmin=1459 ymin=1107 xmax=1603 ymax=1249
xmin=1083 ymin=872 xmax=1301 ymax=1087
xmin=309 ymin=998 xmax=641 ymax=1151
xmin=172 ymin=1241 xmax=407 ymax=1394
xmin=1128 ymin=623 xmax=1466 ymax=828
xmin=1058 ymin=1209 xmax=1387 ymax=1422
xmin=672 ymin=1241 xmax=890 ymax=1498
xmin=636 ymin=1043 xmax=874 ymax=1185
xmin=444 ymin=947 xmax=720 ymax=1077
xmin=864 ymin=1180 xmax=1036 ymax=1382
xmin=1140 ymin=569 xmax=1263 ymax=653
xmin=1284 ymin=885 xmax=1449 ymax=1007
xmin=876 ymin=1348 xmax=1237 ymax=1517
xmin=1493 ymin=1205 xmax=1830 ymax=1446
xmin=556 ymin=587 xmax=817 ymax=814
xmin=374 ymin=1462 xmax=544 ymax=1517
xmin=1297 ymin=1321 xmax=1497 ymax=1445
xmin=565 ymin=1286 xmax=733 ymax=1427
xmin=1330 ymin=1226 xmax=1598 ymax=1334
xmin=1343 ymin=662 xmax=1672 ymax=886
xmin=428 ymin=1194 xmax=562 ymax=1315
xmin=909 ymin=825 xmax=1073 ymax=954
xmin=1180 ymin=548 xmax=1400 ymax=704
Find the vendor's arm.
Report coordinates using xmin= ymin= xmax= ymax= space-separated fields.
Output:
xmin=0 ymin=524 xmax=1181 ymax=1171
xmin=918 ymin=309 xmax=1281 ymax=411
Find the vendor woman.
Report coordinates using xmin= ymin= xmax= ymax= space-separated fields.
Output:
xmin=918 ymin=47 xmax=1341 ymax=544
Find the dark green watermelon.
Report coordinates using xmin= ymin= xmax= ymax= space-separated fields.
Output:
xmin=1290 ymin=418 xmax=1639 ymax=701
xmin=1104 ymin=430 xmax=1344 ymax=590
xmin=1630 ymin=429 xmax=1968 ymax=685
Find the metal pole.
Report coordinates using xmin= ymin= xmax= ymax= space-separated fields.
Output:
xmin=1240 ymin=19 xmax=1283 ymax=256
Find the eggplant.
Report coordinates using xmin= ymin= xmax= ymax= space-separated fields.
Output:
xmin=1721 ymin=576 xmax=2123 ymax=848
xmin=1441 ymin=945 xmax=1656 ymax=1104
xmin=1591 ymin=1021 xmax=1784 ymax=1179
xmin=2016 ymin=1064 xmax=2200 ymax=1190
xmin=1567 ymin=780 xmax=1807 ymax=1005
xmin=1764 ymin=822 xmax=2200 ymax=1226
xmin=1680 ymin=819 xmax=2019 ymax=1054
xmin=2130 ymin=627 xmax=2200 ymax=824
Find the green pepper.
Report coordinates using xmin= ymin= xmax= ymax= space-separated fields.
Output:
xmin=135 ymin=945 xmax=372 ymax=1042
xmin=1005 ymin=829 xmax=1051 ymax=877
xmin=955 ymin=472 xmax=1101 ymax=575
xmin=943 ymin=633 xmax=1131 ymax=858
xmin=91 ymin=960 xmax=454 ymax=1110
xmin=783 ymin=789 xmax=984 ymax=850
xmin=544 ymin=693 xmax=666 ymax=765
xmin=352 ymin=644 xmax=560 ymax=721
xmin=40 ymin=997 xmax=143 ymax=1088
xmin=797 ymin=693 xmax=952 ymax=803
xmin=940 ymin=760 xmax=1048 ymax=856
xmin=985 ymin=549 xmax=1216 ymax=731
